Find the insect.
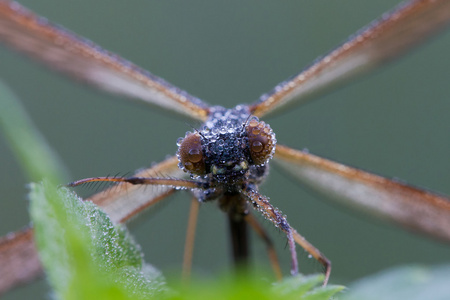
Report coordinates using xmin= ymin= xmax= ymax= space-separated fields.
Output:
xmin=1 ymin=0 xmax=450 ymax=296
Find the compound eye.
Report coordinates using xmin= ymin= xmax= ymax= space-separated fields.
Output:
xmin=246 ymin=119 xmax=276 ymax=165
xmin=177 ymin=132 xmax=206 ymax=175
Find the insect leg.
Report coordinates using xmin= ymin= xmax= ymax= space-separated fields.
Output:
xmin=242 ymin=187 xmax=331 ymax=285
xmin=182 ymin=197 xmax=200 ymax=281
xmin=244 ymin=213 xmax=282 ymax=280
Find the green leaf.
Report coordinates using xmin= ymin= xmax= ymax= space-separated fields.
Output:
xmin=172 ymin=273 xmax=344 ymax=300
xmin=340 ymin=265 xmax=450 ymax=300
xmin=272 ymin=274 xmax=326 ymax=296
xmin=29 ymin=182 xmax=168 ymax=300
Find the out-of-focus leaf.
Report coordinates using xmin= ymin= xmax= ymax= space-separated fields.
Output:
xmin=173 ymin=273 xmax=344 ymax=300
xmin=29 ymin=182 xmax=168 ymax=300
xmin=340 ymin=264 xmax=450 ymax=300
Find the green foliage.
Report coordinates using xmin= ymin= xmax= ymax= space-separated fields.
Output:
xmin=174 ymin=273 xmax=344 ymax=300
xmin=340 ymin=264 xmax=450 ymax=300
xmin=29 ymin=182 xmax=168 ymax=300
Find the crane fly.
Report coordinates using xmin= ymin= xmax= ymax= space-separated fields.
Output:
xmin=1 ymin=0 xmax=450 ymax=295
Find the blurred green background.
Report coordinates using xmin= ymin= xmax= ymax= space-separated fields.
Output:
xmin=1 ymin=0 xmax=449 ymax=298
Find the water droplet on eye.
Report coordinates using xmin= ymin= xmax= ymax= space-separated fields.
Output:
xmin=188 ymin=149 xmax=202 ymax=163
xmin=252 ymin=141 xmax=263 ymax=152
xmin=184 ymin=161 xmax=193 ymax=170
xmin=249 ymin=119 xmax=258 ymax=127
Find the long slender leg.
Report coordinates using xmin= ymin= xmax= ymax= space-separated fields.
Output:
xmin=242 ymin=187 xmax=331 ymax=285
xmin=244 ymin=213 xmax=282 ymax=280
xmin=228 ymin=213 xmax=249 ymax=271
xmin=291 ymin=229 xmax=331 ymax=285
xmin=182 ymin=197 xmax=200 ymax=281
xmin=68 ymin=176 xmax=206 ymax=190
xmin=218 ymin=193 xmax=251 ymax=273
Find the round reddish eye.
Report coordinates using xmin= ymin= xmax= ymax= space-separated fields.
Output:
xmin=177 ymin=132 xmax=206 ymax=175
xmin=246 ymin=119 xmax=276 ymax=165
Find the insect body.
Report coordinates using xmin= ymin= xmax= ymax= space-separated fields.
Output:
xmin=70 ymin=104 xmax=331 ymax=282
xmin=177 ymin=105 xmax=289 ymax=272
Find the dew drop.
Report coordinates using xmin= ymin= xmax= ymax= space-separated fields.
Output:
xmin=252 ymin=141 xmax=263 ymax=152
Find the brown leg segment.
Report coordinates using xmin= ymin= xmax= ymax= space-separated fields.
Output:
xmin=291 ymin=229 xmax=331 ymax=285
xmin=182 ymin=197 xmax=200 ymax=281
xmin=242 ymin=187 xmax=331 ymax=285
xmin=68 ymin=176 xmax=205 ymax=190
xmin=244 ymin=213 xmax=282 ymax=280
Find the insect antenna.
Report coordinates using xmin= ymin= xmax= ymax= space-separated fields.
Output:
xmin=240 ymin=114 xmax=253 ymax=134
xmin=185 ymin=122 xmax=206 ymax=139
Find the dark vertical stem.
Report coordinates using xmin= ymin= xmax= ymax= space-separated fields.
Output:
xmin=228 ymin=213 xmax=249 ymax=272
